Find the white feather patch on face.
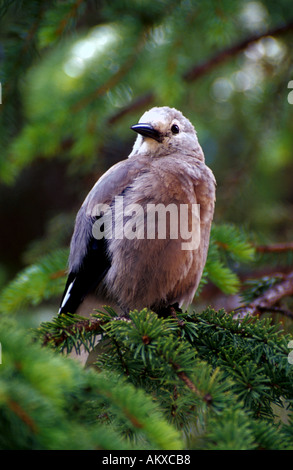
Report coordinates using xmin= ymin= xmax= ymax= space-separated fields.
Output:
xmin=129 ymin=131 xmax=160 ymax=157
xmin=139 ymin=107 xmax=166 ymax=123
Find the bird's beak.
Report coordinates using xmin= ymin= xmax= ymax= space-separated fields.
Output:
xmin=131 ymin=123 xmax=162 ymax=142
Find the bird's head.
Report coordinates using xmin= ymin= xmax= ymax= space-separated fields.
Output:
xmin=129 ymin=106 xmax=204 ymax=161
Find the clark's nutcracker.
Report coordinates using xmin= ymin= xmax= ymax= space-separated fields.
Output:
xmin=59 ymin=106 xmax=216 ymax=317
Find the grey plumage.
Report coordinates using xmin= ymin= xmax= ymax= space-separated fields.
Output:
xmin=59 ymin=106 xmax=216 ymax=317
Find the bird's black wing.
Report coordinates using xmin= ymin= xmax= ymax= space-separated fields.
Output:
xmin=59 ymin=219 xmax=110 ymax=314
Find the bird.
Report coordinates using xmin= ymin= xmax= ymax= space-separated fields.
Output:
xmin=59 ymin=106 xmax=216 ymax=319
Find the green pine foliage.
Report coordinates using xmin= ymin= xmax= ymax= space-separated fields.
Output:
xmin=0 ymin=249 xmax=68 ymax=314
xmin=1 ymin=306 xmax=292 ymax=450
xmin=202 ymin=223 xmax=255 ymax=295
xmin=0 ymin=317 xmax=183 ymax=450
xmin=240 ymin=275 xmax=286 ymax=304
xmin=36 ymin=307 xmax=293 ymax=425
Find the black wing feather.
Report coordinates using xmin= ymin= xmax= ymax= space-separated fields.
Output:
xmin=59 ymin=234 xmax=110 ymax=314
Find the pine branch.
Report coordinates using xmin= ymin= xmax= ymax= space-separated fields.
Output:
xmin=4 ymin=306 xmax=293 ymax=449
xmin=202 ymin=223 xmax=255 ymax=295
xmin=1 ymin=319 xmax=184 ymax=450
xmin=0 ymin=249 xmax=68 ymax=314
xmin=183 ymin=20 xmax=293 ymax=81
xmin=170 ymin=361 xmax=212 ymax=404
xmin=7 ymin=399 xmax=38 ymax=434
xmin=233 ymin=271 xmax=293 ymax=320
xmin=257 ymin=305 xmax=293 ymax=320
xmin=256 ymin=242 xmax=293 ymax=253
xmin=102 ymin=21 xmax=293 ymax=125
xmin=39 ymin=313 xmax=108 ymax=352
xmin=55 ymin=0 xmax=84 ymax=37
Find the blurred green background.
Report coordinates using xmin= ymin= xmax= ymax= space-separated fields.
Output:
xmin=0 ymin=0 xmax=292 ymax=319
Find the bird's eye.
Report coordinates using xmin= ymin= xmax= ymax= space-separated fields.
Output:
xmin=171 ymin=124 xmax=180 ymax=134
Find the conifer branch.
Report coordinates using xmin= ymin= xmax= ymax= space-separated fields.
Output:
xmin=171 ymin=362 xmax=212 ymax=404
xmin=255 ymin=242 xmax=293 ymax=253
xmin=183 ymin=20 xmax=293 ymax=81
xmin=55 ymin=0 xmax=84 ymax=37
xmin=7 ymin=399 xmax=38 ymax=434
xmin=0 ymin=249 xmax=68 ymax=314
xmin=40 ymin=314 xmax=107 ymax=350
xmin=257 ymin=305 xmax=293 ymax=319
xmin=233 ymin=271 xmax=293 ymax=320
xmin=104 ymin=21 xmax=293 ymax=124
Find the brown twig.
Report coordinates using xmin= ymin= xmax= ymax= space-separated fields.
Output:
xmin=255 ymin=242 xmax=293 ymax=253
xmin=56 ymin=0 xmax=84 ymax=37
xmin=172 ymin=362 xmax=201 ymax=395
xmin=257 ymin=306 xmax=293 ymax=319
xmin=169 ymin=359 xmax=212 ymax=404
xmin=232 ymin=271 xmax=293 ymax=321
xmin=8 ymin=400 xmax=38 ymax=434
xmin=175 ymin=368 xmax=212 ymax=404
xmin=50 ymin=269 xmax=67 ymax=280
